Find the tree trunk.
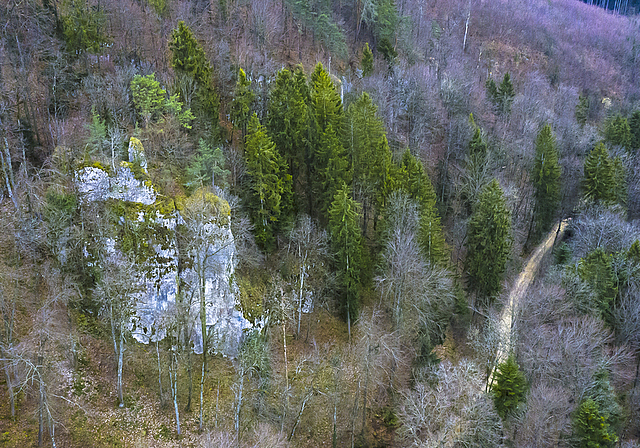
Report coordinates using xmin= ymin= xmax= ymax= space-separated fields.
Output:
xmin=117 ymin=329 xmax=125 ymax=407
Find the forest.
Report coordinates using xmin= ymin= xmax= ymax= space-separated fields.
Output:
xmin=1 ymin=0 xmax=640 ymax=446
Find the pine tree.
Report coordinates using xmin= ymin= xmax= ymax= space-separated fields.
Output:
xmin=60 ymin=0 xmax=110 ymax=56
xmin=577 ymin=248 xmax=617 ymax=322
xmin=491 ymin=356 xmax=527 ymax=419
xmin=574 ymin=399 xmax=617 ymax=448
xmin=576 ymin=95 xmax=590 ymax=127
xmin=603 ymin=114 xmax=631 ymax=149
xmin=230 ymin=68 xmax=254 ymax=138
xmin=612 ymin=156 xmax=627 ymax=207
xmin=486 ymin=73 xmax=515 ymax=115
xmin=397 ymin=150 xmax=448 ymax=266
xmin=169 ymin=21 xmax=219 ymax=132
xmin=185 ymin=139 xmax=230 ymax=190
xmin=629 ymin=110 xmax=640 ymax=151
xmin=309 ymin=63 xmax=347 ymax=215
xmin=267 ymin=67 xmax=309 ymax=194
xmin=328 ymin=185 xmax=363 ymax=333
xmin=583 ymin=142 xmax=616 ymax=203
xmin=244 ymin=114 xmax=292 ymax=251
xmin=465 ymin=179 xmax=512 ymax=304
xmin=468 ymin=114 xmax=488 ymax=163
xmin=362 ymin=43 xmax=374 ymax=77
xmin=130 ymin=74 xmax=167 ymax=127
xmin=628 ymin=240 xmax=640 ymax=264
xmin=533 ymin=124 xmax=562 ymax=236
xmin=319 ymin=123 xmax=351 ymax=218
xmin=347 ymin=92 xmax=393 ymax=234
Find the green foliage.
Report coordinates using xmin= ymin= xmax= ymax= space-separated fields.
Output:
xmin=465 ymin=179 xmax=512 ymax=304
xmin=86 ymin=106 xmax=107 ymax=155
xmin=576 ymin=95 xmax=590 ymax=126
xmin=583 ymin=143 xmax=616 ymax=203
xmin=573 ymin=399 xmax=617 ymax=448
xmin=362 ymin=43 xmax=374 ymax=77
xmin=603 ymin=114 xmax=631 ymax=149
xmin=61 ymin=0 xmax=111 ymax=55
xmin=131 ymin=74 xmax=167 ymax=125
xmin=628 ymin=110 xmax=640 ymax=151
xmin=577 ymin=248 xmax=617 ymax=322
xmin=328 ymin=185 xmax=363 ymax=323
xmin=347 ymin=92 xmax=394 ymax=233
xmin=377 ymin=38 xmax=398 ymax=68
xmin=146 ymin=0 xmax=168 ymax=17
xmin=169 ymin=21 xmax=219 ymax=131
xmin=317 ymin=123 xmax=351 ymax=218
xmin=612 ymin=156 xmax=627 ymax=207
xmin=533 ymin=124 xmax=562 ymax=236
xmin=130 ymin=73 xmax=194 ymax=129
xmin=491 ymin=356 xmax=527 ymax=419
xmin=244 ymin=114 xmax=293 ymax=251
xmin=397 ymin=150 xmax=448 ymax=266
xmin=267 ymin=66 xmax=310 ymax=191
xmin=185 ymin=139 xmax=230 ymax=190
xmin=468 ymin=114 xmax=488 ymax=163
xmin=627 ymin=239 xmax=640 ymax=264
xmin=230 ymin=68 xmax=254 ymax=136
xmin=555 ymin=242 xmax=572 ymax=265
xmin=309 ymin=63 xmax=348 ymax=217
xmin=284 ymin=0 xmax=347 ymax=57
xmin=486 ymin=73 xmax=515 ymax=115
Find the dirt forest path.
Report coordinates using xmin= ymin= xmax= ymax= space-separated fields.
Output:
xmin=494 ymin=219 xmax=569 ymax=367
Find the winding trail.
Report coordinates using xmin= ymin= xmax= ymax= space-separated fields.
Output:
xmin=494 ymin=219 xmax=569 ymax=367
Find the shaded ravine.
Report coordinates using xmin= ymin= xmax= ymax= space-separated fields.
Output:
xmin=493 ymin=219 xmax=569 ymax=369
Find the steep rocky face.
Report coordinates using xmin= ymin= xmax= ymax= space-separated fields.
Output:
xmin=75 ymin=138 xmax=250 ymax=356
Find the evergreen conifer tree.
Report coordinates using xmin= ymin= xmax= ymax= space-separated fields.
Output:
xmin=243 ymin=114 xmax=292 ymax=251
xmin=612 ymin=156 xmax=627 ymax=207
xmin=230 ymin=68 xmax=254 ymax=138
xmin=576 ymin=95 xmax=589 ymax=127
xmin=629 ymin=110 xmax=640 ymax=151
xmin=468 ymin=114 xmax=488 ymax=163
xmin=491 ymin=356 xmax=527 ymax=419
xmin=169 ymin=21 xmax=219 ymax=132
xmin=328 ymin=185 xmax=363 ymax=334
xmin=583 ymin=143 xmax=616 ymax=203
xmin=577 ymin=248 xmax=617 ymax=323
xmin=533 ymin=124 xmax=562 ymax=236
xmin=347 ymin=92 xmax=394 ymax=234
xmin=362 ymin=43 xmax=374 ymax=77
xmin=267 ymin=67 xmax=309 ymax=195
xmin=604 ymin=114 xmax=631 ymax=149
xmin=574 ymin=399 xmax=617 ymax=448
xmin=465 ymin=179 xmax=512 ymax=305
xmin=397 ymin=150 xmax=448 ymax=266
xmin=309 ymin=63 xmax=347 ymax=216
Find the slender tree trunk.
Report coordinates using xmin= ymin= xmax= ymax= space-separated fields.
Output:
xmin=235 ymin=368 xmax=244 ymax=442
xmin=186 ymin=349 xmax=192 ymax=412
xmin=170 ymin=350 xmax=181 ymax=435
xmin=157 ymin=340 xmax=165 ymax=406
xmin=118 ymin=330 xmax=124 ymax=407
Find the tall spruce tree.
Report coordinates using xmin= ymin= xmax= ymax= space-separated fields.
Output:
xmin=328 ymin=185 xmax=363 ymax=336
xmin=230 ymin=68 xmax=254 ymax=138
xmin=397 ymin=150 xmax=448 ymax=266
xmin=267 ymin=67 xmax=310 ymax=197
xmin=491 ymin=356 xmax=527 ymax=419
xmin=465 ymin=179 xmax=512 ymax=305
xmin=309 ymin=63 xmax=347 ymax=216
xmin=573 ymin=399 xmax=617 ymax=448
xmin=629 ymin=110 xmax=640 ymax=151
xmin=169 ymin=21 xmax=219 ymax=133
xmin=583 ymin=142 xmax=616 ymax=203
xmin=603 ymin=114 xmax=631 ymax=149
xmin=468 ymin=114 xmax=488 ymax=163
xmin=243 ymin=114 xmax=293 ymax=251
xmin=347 ymin=92 xmax=394 ymax=234
xmin=533 ymin=124 xmax=562 ymax=236
xmin=362 ymin=43 xmax=374 ymax=77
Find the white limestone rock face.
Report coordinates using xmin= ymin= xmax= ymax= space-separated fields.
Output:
xmin=76 ymin=139 xmax=250 ymax=356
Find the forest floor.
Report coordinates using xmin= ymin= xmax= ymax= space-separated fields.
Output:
xmin=494 ymin=219 xmax=569 ymax=367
